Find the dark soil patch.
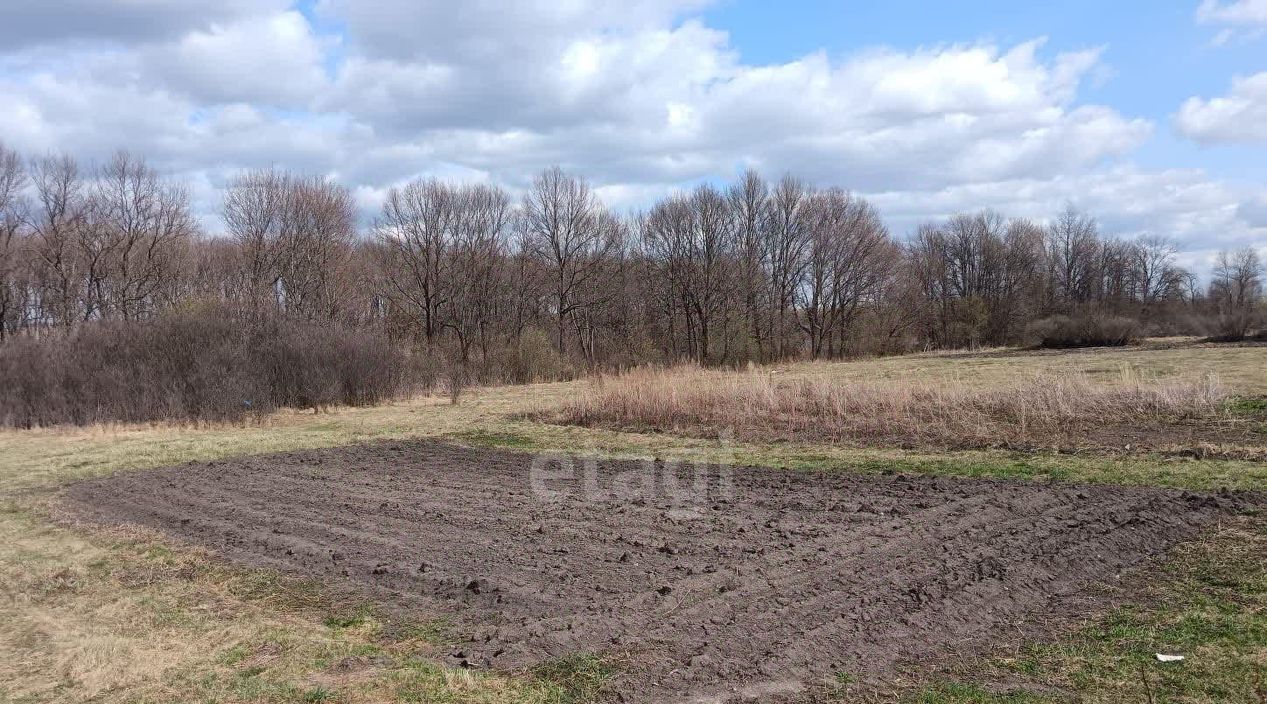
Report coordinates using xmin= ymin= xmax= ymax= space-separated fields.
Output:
xmin=60 ymin=441 xmax=1253 ymax=702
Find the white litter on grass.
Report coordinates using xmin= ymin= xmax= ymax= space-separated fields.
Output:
xmin=1155 ymin=653 xmax=1185 ymax=662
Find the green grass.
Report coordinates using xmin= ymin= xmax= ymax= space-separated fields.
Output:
xmin=396 ymin=618 xmax=461 ymax=648
xmin=1227 ymin=397 xmax=1267 ymax=415
xmin=322 ymin=605 xmax=378 ymax=631
xmin=912 ymin=683 xmax=1045 ymax=703
xmin=390 ymin=655 xmax=613 ymax=704
xmin=825 ymin=671 xmax=857 ymax=700
xmin=302 ymin=686 xmax=334 ymax=702
xmin=528 ymin=655 xmax=614 ymax=704
xmin=448 ymin=429 xmax=543 ymax=450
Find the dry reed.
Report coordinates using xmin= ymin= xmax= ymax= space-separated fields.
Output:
xmin=558 ymin=365 xmax=1231 ymax=449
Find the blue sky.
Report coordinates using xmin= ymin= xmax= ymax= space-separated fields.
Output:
xmin=1 ymin=0 xmax=1265 ymax=273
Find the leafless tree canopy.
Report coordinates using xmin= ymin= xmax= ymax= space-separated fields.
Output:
xmin=223 ymin=168 xmax=356 ymax=321
xmin=1 ymin=144 xmax=1263 ymax=378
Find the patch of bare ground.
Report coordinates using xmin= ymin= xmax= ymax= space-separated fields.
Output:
xmin=59 ymin=441 xmax=1258 ymax=702
xmin=552 ymin=367 xmax=1267 ymax=458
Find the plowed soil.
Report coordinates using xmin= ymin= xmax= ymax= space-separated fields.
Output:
xmin=61 ymin=441 xmax=1249 ymax=702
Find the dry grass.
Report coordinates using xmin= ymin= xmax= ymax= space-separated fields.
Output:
xmin=0 ymin=506 xmax=609 ymax=704
xmin=557 ymin=365 xmax=1236 ymax=451
xmin=774 ymin=338 xmax=1267 ymax=394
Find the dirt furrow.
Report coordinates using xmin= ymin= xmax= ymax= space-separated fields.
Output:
xmin=60 ymin=440 xmax=1250 ymax=702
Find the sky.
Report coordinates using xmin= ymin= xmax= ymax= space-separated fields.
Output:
xmin=1 ymin=0 xmax=1265 ymax=275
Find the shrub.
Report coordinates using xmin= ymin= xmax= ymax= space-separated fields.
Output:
xmin=1025 ymin=314 xmax=1141 ymax=349
xmin=490 ymin=327 xmax=574 ymax=384
xmin=406 ymin=345 xmax=445 ymax=395
xmin=253 ymin=318 xmax=406 ymax=410
xmin=1204 ymin=311 xmax=1261 ymax=343
xmin=0 ymin=306 xmax=420 ymax=428
xmin=444 ymin=359 xmax=470 ymax=405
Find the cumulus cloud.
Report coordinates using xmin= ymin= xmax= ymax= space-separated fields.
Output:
xmin=324 ymin=33 xmax=1149 ymax=192
xmin=1197 ymin=0 xmax=1267 ymax=26
xmin=1175 ymin=72 xmax=1267 ymax=142
xmin=869 ymin=165 xmax=1267 ymax=280
xmin=868 ymin=166 xmax=1260 ymax=247
xmin=143 ymin=10 xmax=330 ymax=107
xmin=0 ymin=0 xmax=1258 ymax=270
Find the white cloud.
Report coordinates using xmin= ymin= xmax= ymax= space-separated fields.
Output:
xmin=869 ymin=166 xmax=1266 ymax=271
xmin=1196 ymin=0 xmax=1267 ymax=42
xmin=144 ymin=11 xmax=330 ymax=107
xmin=1197 ymin=0 xmax=1267 ymax=26
xmin=1238 ymin=194 xmax=1267 ymax=227
xmin=1175 ymin=72 xmax=1267 ymax=142
xmin=323 ymin=32 xmax=1149 ymax=192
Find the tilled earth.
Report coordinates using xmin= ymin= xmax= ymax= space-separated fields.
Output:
xmin=62 ymin=441 xmax=1248 ymax=702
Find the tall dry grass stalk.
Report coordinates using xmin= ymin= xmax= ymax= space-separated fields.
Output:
xmin=558 ymin=365 xmax=1230 ymax=449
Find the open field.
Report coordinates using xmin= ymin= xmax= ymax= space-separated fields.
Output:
xmin=1 ymin=339 xmax=1265 ymax=702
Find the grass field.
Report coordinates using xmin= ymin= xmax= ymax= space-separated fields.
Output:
xmin=1 ymin=339 xmax=1264 ymax=703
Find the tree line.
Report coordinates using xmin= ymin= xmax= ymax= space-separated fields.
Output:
xmin=1 ymin=143 xmax=1263 ymax=380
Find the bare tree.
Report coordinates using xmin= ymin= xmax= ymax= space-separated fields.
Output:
xmin=1209 ymin=247 xmax=1264 ymax=339
xmin=87 ymin=151 xmax=195 ymax=321
xmin=224 ymin=169 xmax=355 ymax=320
xmin=1096 ymin=237 xmax=1134 ymax=306
xmin=1210 ymin=247 xmax=1263 ymax=309
xmin=641 ymin=185 xmax=734 ymax=363
xmin=727 ymin=169 xmax=770 ymax=360
xmin=995 ymin=218 xmax=1046 ymax=335
xmin=445 ymin=183 xmax=512 ymax=363
xmin=908 ymin=211 xmax=1045 ymax=348
xmin=642 ymin=194 xmax=693 ymax=361
xmin=1047 ymin=204 xmax=1100 ymax=307
xmin=572 ymin=211 xmax=627 ymax=366
xmin=223 ymin=168 xmax=288 ymax=313
xmin=6 ymin=145 xmax=1252 ymax=373
xmin=1130 ymin=235 xmax=1179 ymax=304
xmin=0 ymin=144 xmax=29 ymax=339
xmin=798 ymin=188 xmax=893 ymax=358
xmin=27 ymin=154 xmax=88 ymax=327
xmin=519 ymin=167 xmax=614 ymax=357
xmin=374 ymin=178 xmax=456 ymax=342
xmin=279 ymin=175 xmax=356 ymax=320
xmin=765 ymin=175 xmax=810 ymax=357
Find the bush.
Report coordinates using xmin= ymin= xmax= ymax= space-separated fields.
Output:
xmin=1204 ymin=311 xmax=1261 ymax=343
xmin=0 ymin=306 xmax=419 ymax=428
xmin=490 ymin=327 xmax=574 ymax=384
xmin=1025 ymin=314 xmax=1141 ymax=349
xmin=253 ymin=318 xmax=406 ymax=410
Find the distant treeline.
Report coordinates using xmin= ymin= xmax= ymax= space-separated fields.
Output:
xmin=1 ymin=142 xmax=1263 ymax=381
